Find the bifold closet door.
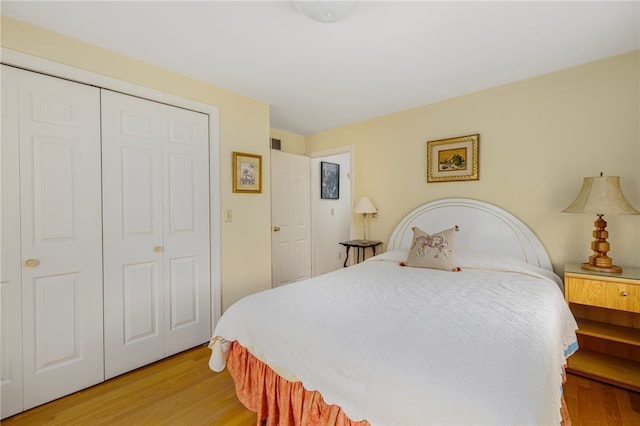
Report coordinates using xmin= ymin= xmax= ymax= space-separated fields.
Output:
xmin=1 ymin=65 xmax=104 ymax=418
xmin=101 ymin=90 xmax=210 ymax=379
xmin=1 ymin=65 xmax=24 ymax=419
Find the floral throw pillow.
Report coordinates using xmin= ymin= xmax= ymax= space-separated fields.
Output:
xmin=403 ymin=226 xmax=460 ymax=271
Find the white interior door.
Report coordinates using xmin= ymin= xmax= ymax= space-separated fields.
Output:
xmin=1 ymin=65 xmax=24 ymax=419
xmin=271 ymin=150 xmax=311 ymax=287
xmin=102 ymin=90 xmax=210 ymax=378
xmin=16 ymin=68 xmax=104 ymax=410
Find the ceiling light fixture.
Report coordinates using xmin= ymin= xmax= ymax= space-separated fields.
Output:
xmin=294 ymin=1 xmax=359 ymax=23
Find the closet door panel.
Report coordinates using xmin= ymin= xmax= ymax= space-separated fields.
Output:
xmin=1 ymin=65 xmax=23 ymax=420
xmin=103 ymin=90 xmax=210 ymax=376
xmin=169 ymin=256 xmax=197 ymax=327
xmin=123 ymin=262 xmax=160 ymax=343
xmin=102 ymin=90 xmax=165 ymax=379
xmin=122 ymin=148 xmax=156 ymax=235
xmin=31 ymin=137 xmax=76 ymax=241
xmin=17 ymin=69 xmax=103 ymax=410
xmin=33 ymin=273 xmax=81 ymax=366
xmin=163 ymin=107 xmax=210 ymax=355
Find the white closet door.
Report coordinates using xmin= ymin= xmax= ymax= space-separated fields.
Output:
xmin=102 ymin=91 xmax=165 ymax=378
xmin=1 ymin=65 xmax=23 ymax=419
xmin=102 ymin=90 xmax=210 ymax=378
xmin=162 ymin=104 xmax=210 ymax=356
xmin=17 ymin=69 xmax=103 ymax=410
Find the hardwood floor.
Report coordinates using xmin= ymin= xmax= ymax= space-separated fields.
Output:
xmin=2 ymin=344 xmax=256 ymax=426
xmin=3 ymin=345 xmax=639 ymax=425
xmin=564 ymin=373 xmax=640 ymax=426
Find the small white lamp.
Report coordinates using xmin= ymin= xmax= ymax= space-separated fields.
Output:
xmin=562 ymin=173 xmax=640 ymax=273
xmin=354 ymin=196 xmax=377 ymax=242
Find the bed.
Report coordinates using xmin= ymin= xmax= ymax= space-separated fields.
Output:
xmin=209 ymin=198 xmax=579 ymax=425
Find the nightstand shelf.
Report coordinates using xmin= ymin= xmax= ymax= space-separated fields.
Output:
xmin=564 ymin=263 xmax=640 ymax=392
xmin=574 ymin=318 xmax=640 ymax=346
xmin=566 ymin=350 xmax=640 ymax=392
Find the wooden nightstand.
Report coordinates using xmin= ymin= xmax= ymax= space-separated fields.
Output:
xmin=564 ymin=263 xmax=640 ymax=391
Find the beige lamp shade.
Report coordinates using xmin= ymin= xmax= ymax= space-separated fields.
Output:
xmin=354 ymin=197 xmax=377 ymax=241
xmin=562 ymin=176 xmax=640 ymax=215
xmin=563 ymin=175 xmax=639 ymax=273
xmin=354 ymin=197 xmax=377 ymax=214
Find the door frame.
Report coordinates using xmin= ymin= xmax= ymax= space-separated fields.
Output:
xmin=1 ymin=48 xmax=223 ymax=326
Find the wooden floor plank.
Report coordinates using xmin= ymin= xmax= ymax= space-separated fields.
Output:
xmin=3 ymin=345 xmax=639 ymax=425
xmin=564 ymin=373 xmax=640 ymax=426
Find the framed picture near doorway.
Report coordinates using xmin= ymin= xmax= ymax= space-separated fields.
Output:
xmin=232 ymin=151 xmax=262 ymax=193
xmin=320 ymin=161 xmax=340 ymax=199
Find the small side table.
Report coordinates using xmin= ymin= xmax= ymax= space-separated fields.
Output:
xmin=339 ymin=240 xmax=382 ymax=267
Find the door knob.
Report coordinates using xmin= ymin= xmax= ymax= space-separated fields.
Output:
xmin=154 ymin=246 xmax=164 ymax=253
xmin=273 ymin=226 xmax=280 ymax=232
xmin=25 ymin=258 xmax=40 ymax=267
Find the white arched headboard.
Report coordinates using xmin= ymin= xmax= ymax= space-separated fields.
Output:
xmin=387 ymin=198 xmax=553 ymax=271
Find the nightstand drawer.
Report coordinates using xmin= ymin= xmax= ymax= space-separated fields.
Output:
xmin=565 ymin=277 xmax=640 ymax=313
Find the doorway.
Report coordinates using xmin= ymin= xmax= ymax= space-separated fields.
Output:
xmin=270 ymin=147 xmax=353 ymax=285
xmin=309 ymin=148 xmax=353 ymax=276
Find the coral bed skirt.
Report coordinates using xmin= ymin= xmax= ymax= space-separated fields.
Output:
xmin=226 ymin=341 xmax=571 ymax=426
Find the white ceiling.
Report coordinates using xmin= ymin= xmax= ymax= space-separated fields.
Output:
xmin=3 ymin=1 xmax=638 ymax=135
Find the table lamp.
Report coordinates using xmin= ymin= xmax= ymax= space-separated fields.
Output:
xmin=562 ymin=173 xmax=639 ymax=273
xmin=354 ymin=197 xmax=377 ymax=242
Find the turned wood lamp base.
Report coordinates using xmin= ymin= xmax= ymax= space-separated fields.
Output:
xmin=580 ymin=214 xmax=623 ymax=273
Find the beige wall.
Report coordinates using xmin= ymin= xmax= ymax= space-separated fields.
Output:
xmin=1 ymin=16 xmax=273 ymax=310
xmin=306 ymin=51 xmax=640 ymax=273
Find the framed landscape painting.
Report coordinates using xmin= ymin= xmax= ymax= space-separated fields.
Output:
xmin=427 ymin=134 xmax=479 ymax=182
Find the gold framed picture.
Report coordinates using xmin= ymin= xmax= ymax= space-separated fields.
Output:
xmin=427 ymin=134 xmax=479 ymax=183
xmin=232 ymin=151 xmax=262 ymax=193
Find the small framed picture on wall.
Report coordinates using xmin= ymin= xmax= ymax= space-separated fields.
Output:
xmin=320 ymin=161 xmax=340 ymax=199
xmin=232 ymin=151 xmax=262 ymax=193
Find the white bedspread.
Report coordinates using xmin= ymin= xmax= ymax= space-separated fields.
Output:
xmin=209 ymin=252 xmax=578 ymax=425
